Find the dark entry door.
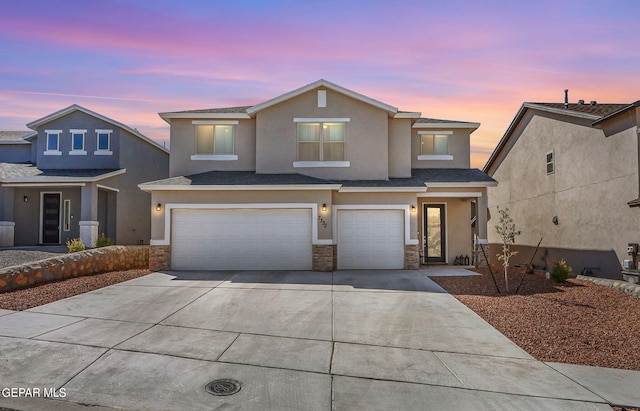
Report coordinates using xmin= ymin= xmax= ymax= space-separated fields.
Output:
xmin=42 ymin=193 xmax=61 ymax=244
xmin=424 ymin=204 xmax=446 ymax=263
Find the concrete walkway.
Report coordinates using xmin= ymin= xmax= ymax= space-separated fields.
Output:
xmin=0 ymin=269 xmax=638 ymax=410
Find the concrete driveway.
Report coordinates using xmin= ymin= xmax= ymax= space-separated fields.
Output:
xmin=0 ymin=269 xmax=624 ymax=410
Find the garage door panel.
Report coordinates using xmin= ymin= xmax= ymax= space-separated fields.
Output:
xmin=337 ymin=210 xmax=405 ymax=270
xmin=171 ymin=209 xmax=312 ymax=270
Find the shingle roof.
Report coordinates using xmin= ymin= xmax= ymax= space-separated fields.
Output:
xmin=527 ymin=103 xmax=629 ymax=118
xmin=145 ymin=170 xmax=339 ymax=186
xmin=0 ymin=131 xmax=32 ymax=143
xmin=163 ymin=106 xmax=253 ymax=115
xmin=0 ymin=163 xmax=122 ymax=180
xmin=414 ymin=118 xmax=478 ymax=125
xmin=142 ymin=168 xmax=494 ymax=188
xmin=339 ymin=169 xmax=495 ymax=187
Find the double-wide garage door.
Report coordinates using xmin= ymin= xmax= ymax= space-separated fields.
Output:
xmin=337 ymin=210 xmax=405 ymax=269
xmin=171 ymin=209 xmax=312 ymax=270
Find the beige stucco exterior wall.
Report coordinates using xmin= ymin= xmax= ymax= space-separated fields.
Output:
xmin=411 ymin=128 xmax=472 ymax=169
xmin=487 ymin=111 xmax=640 ymax=268
xmin=168 ymin=118 xmax=256 ymax=177
xmin=388 ymin=119 xmax=412 ymax=177
xmin=255 ymin=88 xmax=389 ymax=180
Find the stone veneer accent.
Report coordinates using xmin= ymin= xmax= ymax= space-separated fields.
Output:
xmin=312 ymin=244 xmax=334 ymax=272
xmin=149 ymin=245 xmax=171 ymax=271
xmin=475 ymin=243 xmax=490 ymax=268
xmin=0 ymin=245 xmax=148 ymax=293
xmin=404 ymin=244 xmax=420 ymax=270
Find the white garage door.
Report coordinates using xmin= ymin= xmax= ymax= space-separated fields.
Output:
xmin=337 ymin=209 xmax=405 ymax=269
xmin=171 ymin=208 xmax=312 ymax=270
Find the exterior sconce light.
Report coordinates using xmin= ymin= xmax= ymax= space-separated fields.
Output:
xmin=411 ymin=204 xmax=416 ymax=213
xmin=322 ymin=203 xmax=327 ymax=212
xmin=23 ymin=196 xmax=28 ymax=202
xmin=552 ymin=215 xmax=558 ymax=225
xmin=156 ymin=203 xmax=162 ymax=211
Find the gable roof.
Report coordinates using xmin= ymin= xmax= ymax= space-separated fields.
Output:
xmin=0 ymin=131 xmax=33 ymax=145
xmin=246 ymin=79 xmax=398 ymax=116
xmin=483 ymin=101 xmax=633 ymax=175
xmin=26 ymin=104 xmax=169 ymax=154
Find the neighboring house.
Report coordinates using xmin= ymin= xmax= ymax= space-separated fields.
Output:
xmin=0 ymin=131 xmax=33 ymax=163
xmin=484 ymin=99 xmax=640 ymax=279
xmin=141 ymin=79 xmax=495 ymax=271
xmin=0 ymin=105 xmax=169 ymax=247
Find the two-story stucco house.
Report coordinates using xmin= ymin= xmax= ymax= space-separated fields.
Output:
xmin=484 ymin=99 xmax=640 ymax=279
xmin=0 ymin=105 xmax=169 ymax=247
xmin=141 ymin=80 xmax=495 ymax=271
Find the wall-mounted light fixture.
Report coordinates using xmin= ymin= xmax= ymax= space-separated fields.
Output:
xmin=322 ymin=203 xmax=327 ymax=212
xmin=552 ymin=215 xmax=558 ymax=225
xmin=156 ymin=203 xmax=162 ymax=211
xmin=411 ymin=204 xmax=417 ymax=213
xmin=23 ymin=196 xmax=28 ymax=202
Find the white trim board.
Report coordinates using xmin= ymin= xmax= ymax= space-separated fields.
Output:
xmin=418 ymin=191 xmax=483 ymax=198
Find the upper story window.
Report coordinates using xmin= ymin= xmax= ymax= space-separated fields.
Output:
xmin=546 ymin=152 xmax=554 ymax=174
xmin=70 ymin=129 xmax=87 ymax=155
xmin=293 ymin=118 xmax=350 ymax=167
xmin=191 ymin=121 xmax=238 ymax=161
xmin=95 ymin=129 xmax=113 ymax=155
xmin=44 ymin=130 xmax=62 ymax=155
xmin=417 ymin=131 xmax=453 ymax=161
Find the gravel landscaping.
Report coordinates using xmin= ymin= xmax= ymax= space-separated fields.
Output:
xmin=0 ymin=268 xmax=150 ymax=310
xmin=431 ymin=267 xmax=640 ymax=371
xmin=0 ymin=249 xmax=64 ymax=269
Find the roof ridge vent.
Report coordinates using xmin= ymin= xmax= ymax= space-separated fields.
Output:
xmin=578 ymin=99 xmax=585 ymax=105
xmin=590 ymin=100 xmax=597 ymax=105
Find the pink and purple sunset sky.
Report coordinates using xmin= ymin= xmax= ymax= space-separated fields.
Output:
xmin=1 ymin=0 xmax=638 ymax=168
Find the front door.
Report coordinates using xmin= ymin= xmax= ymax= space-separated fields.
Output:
xmin=42 ymin=193 xmax=61 ymax=244
xmin=424 ymin=204 xmax=446 ymax=264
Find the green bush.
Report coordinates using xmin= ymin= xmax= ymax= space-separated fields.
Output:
xmin=95 ymin=233 xmax=114 ymax=248
xmin=550 ymin=259 xmax=572 ymax=283
xmin=66 ymin=238 xmax=85 ymax=253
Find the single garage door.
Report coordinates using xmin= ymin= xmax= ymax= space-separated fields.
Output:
xmin=337 ymin=209 xmax=405 ymax=269
xmin=171 ymin=208 xmax=312 ymax=270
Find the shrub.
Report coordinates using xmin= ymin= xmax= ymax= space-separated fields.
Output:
xmin=551 ymin=259 xmax=572 ymax=283
xmin=95 ymin=233 xmax=114 ymax=248
xmin=66 ymin=238 xmax=85 ymax=253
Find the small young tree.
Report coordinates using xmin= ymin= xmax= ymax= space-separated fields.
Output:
xmin=495 ymin=206 xmax=521 ymax=293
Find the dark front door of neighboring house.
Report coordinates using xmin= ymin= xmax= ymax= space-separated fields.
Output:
xmin=424 ymin=204 xmax=446 ymax=264
xmin=42 ymin=193 xmax=61 ymax=244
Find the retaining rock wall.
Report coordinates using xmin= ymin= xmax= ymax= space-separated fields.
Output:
xmin=0 ymin=245 xmax=149 ymax=293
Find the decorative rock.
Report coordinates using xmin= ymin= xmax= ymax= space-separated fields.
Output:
xmin=577 ymin=275 xmax=640 ymax=299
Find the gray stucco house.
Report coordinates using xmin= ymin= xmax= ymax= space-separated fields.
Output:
xmin=141 ymin=79 xmax=495 ymax=271
xmin=0 ymin=105 xmax=169 ymax=247
xmin=484 ymin=98 xmax=640 ymax=279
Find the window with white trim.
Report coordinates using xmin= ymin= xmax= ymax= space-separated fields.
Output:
xmin=421 ymin=134 xmax=448 ymax=155
xmin=63 ymin=199 xmax=71 ymax=231
xmin=70 ymin=129 xmax=87 ymax=155
xmin=196 ymin=124 xmax=234 ymax=155
xmin=297 ymin=122 xmax=345 ymax=161
xmin=95 ymin=129 xmax=113 ymax=155
xmin=546 ymin=152 xmax=554 ymax=174
xmin=44 ymin=130 xmax=62 ymax=155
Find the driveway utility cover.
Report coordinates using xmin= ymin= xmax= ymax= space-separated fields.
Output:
xmin=205 ymin=379 xmax=241 ymax=396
